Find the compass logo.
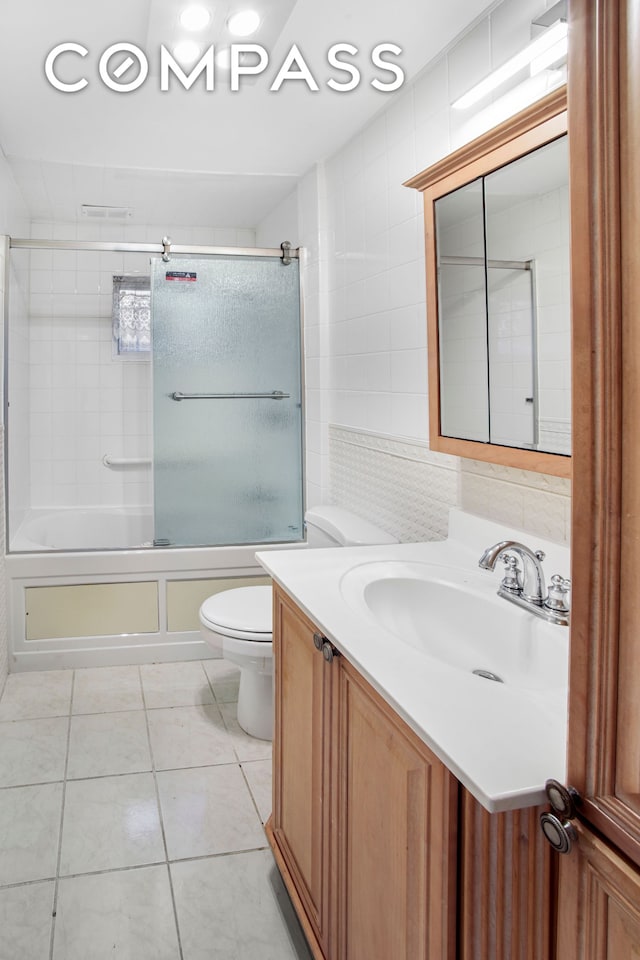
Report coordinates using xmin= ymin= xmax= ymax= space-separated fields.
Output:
xmin=44 ymin=41 xmax=405 ymax=94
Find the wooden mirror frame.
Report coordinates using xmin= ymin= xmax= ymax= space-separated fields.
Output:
xmin=405 ymin=86 xmax=571 ymax=479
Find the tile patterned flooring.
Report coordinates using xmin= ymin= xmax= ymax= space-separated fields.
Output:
xmin=0 ymin=660 xmax=312 ymax=960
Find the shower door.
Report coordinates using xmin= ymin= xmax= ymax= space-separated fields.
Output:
xmin=151 ymin=255 xmax=303 ymax=547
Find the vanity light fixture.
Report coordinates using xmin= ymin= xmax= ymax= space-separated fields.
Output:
xmin=173 ymin=39 xmax=202 ymax=63
xmin=227 ymin=9 xmax=260 ymax=37
xmin=452 ymin=19 xmax=567 ymax=110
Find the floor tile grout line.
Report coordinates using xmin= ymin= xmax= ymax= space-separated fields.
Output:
xmin=239 ymin=760 xmax=270 ymax=829
xmin=0 ymin=845 xmax=275 ymax=892
xmin=0 ymin=777 xmax=66 ymax=792
xmin=63 ymin=756 xmax=247 ymax=782
xmin=0 ymin=660 xmax=272 ymax=954
xmin=0 ymin=713 xmax=72 ymax=724
xmin=140 ymin=666 xmax=185 ymax=960
xmin=0 ymin=876 xmax=57 ymax=891
xmin=48 ymin=668 xmax=75 ymax=960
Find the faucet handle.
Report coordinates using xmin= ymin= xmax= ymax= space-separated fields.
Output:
xmin=500 ymin=553 xmax=522 ymax=594
xmin=544 ymin=574 xmax=571 ymax=614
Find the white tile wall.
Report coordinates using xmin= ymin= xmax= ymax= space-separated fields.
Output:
xmin=328 ymin=424 xmax=570 ymax=545
xmin=7 ymin=249 xmax=30 ymax=532
xmin=459 ymin=458 xmax=571 ymax=544
xmin=298 ymin=168 xmax=331 ymax=508
xmin=262 ymin=0 xmax=571 ymax=542
xmin=4 ymin=0 xmax=570 ymax=543
xmin=8 ymin=221 xmax=256 ymax=521
xmin=329 ymin=425 xmax=458 ymax=542
xmin=0 ymin=149 xmax=30 ymax=692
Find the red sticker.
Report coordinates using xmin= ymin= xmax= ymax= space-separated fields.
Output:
xmin=165 ymin=271 xmax=197 ymax=281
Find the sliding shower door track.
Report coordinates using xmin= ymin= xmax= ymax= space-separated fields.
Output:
xmin=9 ymin=237 xmax=300 ymax=260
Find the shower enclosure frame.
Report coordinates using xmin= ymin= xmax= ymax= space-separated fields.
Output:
xmin=2 ymin=234 xmax=307 ymax=554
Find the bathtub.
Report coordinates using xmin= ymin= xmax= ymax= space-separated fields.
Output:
xmin=5 ymin=509 xmax=303 ymax=672
xmin=11 ymin=507 xmax=154 ymax=552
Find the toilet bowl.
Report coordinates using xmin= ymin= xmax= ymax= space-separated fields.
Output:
xmin=198 ymin=506 xmax=397 ymax=740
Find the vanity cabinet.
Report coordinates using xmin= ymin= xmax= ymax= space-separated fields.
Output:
xmin=267 ymin=584 xmax=457 ymax=960
xmin=269 ymin=584 xmax=331 ymax=955
xmin=268 ymin=584 xmax=554 ymax=960
xmin=331 ymin=653 xmax=456 ymax=960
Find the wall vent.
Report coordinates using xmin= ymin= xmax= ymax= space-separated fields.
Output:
xmin=80 ymin=204 xmax=133 ymax=221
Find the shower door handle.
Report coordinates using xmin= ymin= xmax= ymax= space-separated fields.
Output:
xmin=171 ymin=390 xmax=290 ymax=401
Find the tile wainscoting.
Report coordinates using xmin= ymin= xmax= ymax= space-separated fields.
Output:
xmin=328 ymin=424 xmax=571 ymax=545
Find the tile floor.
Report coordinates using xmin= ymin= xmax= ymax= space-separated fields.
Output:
xmin=0 ymin=659 xmax=313 ymax=960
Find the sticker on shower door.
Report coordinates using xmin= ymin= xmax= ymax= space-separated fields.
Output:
xmin=165 ymin=271 xmax=197 ymax=282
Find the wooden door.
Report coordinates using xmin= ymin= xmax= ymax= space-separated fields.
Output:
xmin=553 ymin=0 xmax=640 ymax=953
xmin=557 ymin=823 xmax=640 ymax=958
xmin=331 ymin=654 xmax=457 ymax=960
xmin=268 ymin=586 xmax=331 ymax=958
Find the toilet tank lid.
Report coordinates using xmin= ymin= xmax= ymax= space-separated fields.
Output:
xmin=200 ymin=585 xmax=272 ymax=634
xmin=304 ymin=505 xmax=398 ymax=546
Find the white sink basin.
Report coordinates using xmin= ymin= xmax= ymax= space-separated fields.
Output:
xmin=339 ymin=560 xmax=567 ymax=692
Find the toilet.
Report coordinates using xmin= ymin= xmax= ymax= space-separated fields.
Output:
xmin=198 ymin=506 xmax=398 ymax=740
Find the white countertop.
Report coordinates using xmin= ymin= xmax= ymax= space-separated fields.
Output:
xmin=257 ymin=508 xmax=569 ymax=814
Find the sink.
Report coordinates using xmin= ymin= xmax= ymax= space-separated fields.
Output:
xmin=339 ymin=560 xmax=567 ymax=691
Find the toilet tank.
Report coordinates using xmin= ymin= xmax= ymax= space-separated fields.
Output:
xmin=304 ymin=506 xmax=398 ymax=547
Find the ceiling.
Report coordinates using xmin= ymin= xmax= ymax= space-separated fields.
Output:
xmin=0 ymin=0 xmax=496 ymax=230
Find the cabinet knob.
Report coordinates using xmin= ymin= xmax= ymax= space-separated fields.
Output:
xmin=313 ymin=632 xmax=325 ymax=651
xmin=322 ymin=641 xmax=340 ymax=663
xmin=540 ymin=779 xmax=582 ymax=854
xmin=540 ymin=812 xmax=577 ymax=854
xmin=544 ymin=778 xmax=580 ymax=819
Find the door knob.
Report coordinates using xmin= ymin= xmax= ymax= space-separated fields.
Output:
xmin=540 ymin=812 xmax=577 ymax=854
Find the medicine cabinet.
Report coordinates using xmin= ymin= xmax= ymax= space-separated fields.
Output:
xmin=406 ymin=87 xmax=570 ymax=478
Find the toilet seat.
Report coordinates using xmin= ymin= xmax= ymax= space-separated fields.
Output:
xmin=197 ymin=508 xmax=398 ymax=742
xmin=199 ymin=585 xmax=273 ymax=644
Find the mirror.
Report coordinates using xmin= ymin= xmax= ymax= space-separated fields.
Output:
xmin=406 ymin=88 xmax=570 ymax=478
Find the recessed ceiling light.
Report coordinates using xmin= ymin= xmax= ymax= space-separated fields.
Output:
xmin=216 ymin=48 xmax=231 ymax=70
xmin=227 ymin=10 xmax=260 ymax=37
xmin=173 ymin=40 xmax=202 ymax=63
xmin=179 ymin=5 xmax=211 ymax=31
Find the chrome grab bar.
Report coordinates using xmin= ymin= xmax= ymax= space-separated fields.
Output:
xmin=171 ymin=390 xmax=290 ymax=401
xmin=102 ymin=455 xmax=152 ymax=467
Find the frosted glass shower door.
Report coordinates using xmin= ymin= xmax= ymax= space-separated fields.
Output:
xmin=151 ymin=256 xmax=303 ymax=547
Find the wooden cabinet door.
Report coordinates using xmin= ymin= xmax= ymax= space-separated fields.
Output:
xmin=557 ymin=824 xmax=640 ymax=957
xmin=269 ymin=586 xmax=331 ymax=957
xmin=331 ymin=655 xmax=457 ymax=960
xmin=554 ymin=0 xmax=640 ymax=955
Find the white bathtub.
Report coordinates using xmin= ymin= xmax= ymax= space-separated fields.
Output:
xmin=5 ymin=510 xmax=303 ymax=672
xmin=11 ymin=508 xmax=154 ymax=551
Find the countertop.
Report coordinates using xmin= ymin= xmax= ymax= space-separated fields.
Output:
xmin=257 ymin=508 xmax=569 ymax=813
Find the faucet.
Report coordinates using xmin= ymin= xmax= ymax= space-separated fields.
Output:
xmin=478 ymin=540 xmax=570 ymax=626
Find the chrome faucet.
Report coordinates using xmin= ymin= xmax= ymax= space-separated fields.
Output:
xmin=478 ymin=540 xmax=570 ymax=626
